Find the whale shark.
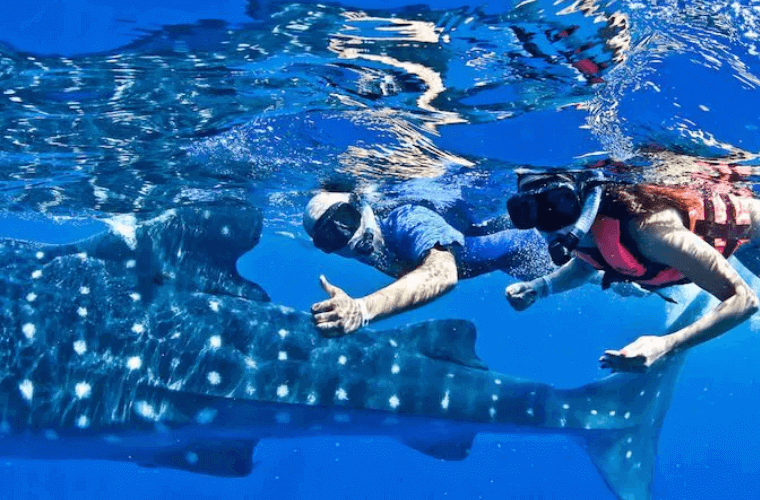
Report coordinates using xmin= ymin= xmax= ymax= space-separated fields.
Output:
xmin=0 ymin=206 xmax=691 ymax=500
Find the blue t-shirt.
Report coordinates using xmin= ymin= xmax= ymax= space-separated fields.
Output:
xmin=379 ymin=205 xmax=551 ymax=280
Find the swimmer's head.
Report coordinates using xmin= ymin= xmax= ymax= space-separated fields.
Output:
xmin=509 ymin=173 xmax=582 ymax=233
xmin=304 ymin=191 xmax=382 ymax=257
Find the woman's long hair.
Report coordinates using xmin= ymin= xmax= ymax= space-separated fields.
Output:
xmin=605 ymin=183 xmax=704 ymax=221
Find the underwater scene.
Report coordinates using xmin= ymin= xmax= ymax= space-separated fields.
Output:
xmin=1 ymin=0 xmax=759 ymax=499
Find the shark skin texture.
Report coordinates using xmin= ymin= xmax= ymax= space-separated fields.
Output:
xmin=0 ymin=206 xmax=693 ymax=500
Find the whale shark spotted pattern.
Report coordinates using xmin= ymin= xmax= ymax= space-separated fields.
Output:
xmin=0 ymin=206 xmax=689 ymax=500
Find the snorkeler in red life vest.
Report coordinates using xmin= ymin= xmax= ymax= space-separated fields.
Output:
xmin=504 ymin=168 xmax=760 ymax=373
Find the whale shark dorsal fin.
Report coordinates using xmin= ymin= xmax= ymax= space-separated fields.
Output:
xmin=66 ymin=206 xmax=268 ymax=301
xmin=144 ymin=439 xmax=259 ymax=477
xmin=387 ymin=319 xmax=488 ymax=371
xmin=398 ymin=431 xmax=477 ymax=461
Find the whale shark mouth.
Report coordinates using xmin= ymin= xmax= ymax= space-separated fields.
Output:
xmin=0 ymin=205 xmax=692 ymax=500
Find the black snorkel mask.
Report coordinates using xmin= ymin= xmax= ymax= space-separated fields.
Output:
xmin=311 ymin=195 xmax=374 ymax=255
xmin=507 ymin=177 xmax=582 ymax=232
xmin=507 ymin=171 xmax=605 ymax=266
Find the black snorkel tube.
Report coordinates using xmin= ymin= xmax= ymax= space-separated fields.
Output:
xmin=547 ymin=170 xmax=605 ymax=265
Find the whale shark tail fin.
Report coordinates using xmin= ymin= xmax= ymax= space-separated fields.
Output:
xmin=569 ymin=290 xmax=711 ymax=500
xmin=574 ymin=354 xmax=684 ymax=500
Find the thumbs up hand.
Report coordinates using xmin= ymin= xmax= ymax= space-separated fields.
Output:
xmin=311 ymin=275 xmax=364 ymax=337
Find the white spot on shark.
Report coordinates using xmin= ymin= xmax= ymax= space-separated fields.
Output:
xmin=609 ymin=410 xmax=616 ymax=417
xmin=591 ymin=410 xmax=598 ymax=415
xmin=562 ymin=403 xmax=570 ymax=410
xmin=624 ymin=411 xmax=631 ymax=420
xmin=195 ymin=408 xmax=217 ymax=424
xmin=76 ymin=416 xmax=90 ymax=429
xmin=79 ymin=287 xmax=90 ymax=295
xmin=640 ymin=390 xmax=646 ymax=396
xmin=26 ymin=292 xmax=37 ymax=302
xmin=278 ymin=351 xmax=288 ymax=361
xmin=244 ymin=357 xmax=258 ymax=369
xmin=492 ymin=394 xmax=498 ymax=402
xmin=278 ymin=329 xmax=289 ymax=339
xmin=77 ymin=307 xmax=88 ymax=318
xmin=526 ymin=408 xmax=534 ymax=417
xmin=131 ymin=323 xmax=145 ymax=334
xmin=494 ymin=379 xmax=502 ymax=385
xmin=208 ymin=300 xmax=220 ymax=312
xmin=74 ymin=382 xmax=91 ymax=399
xmin=338 ymin=355 xmax=347 ymax=365
xmin=207 ymin=371 xmax=221 ymax=385
xmin=335 ymin=388 xmax=348 ymax=401
xmin=22 ymin=323 xmax=36 ymax=340
xmin=306 ymin=392 xmax=317 ymax=405
xmin=277 ymin=385 xmax=289 ymax=398
xmin=208 ymin=335 xmax=222 ymax=349
xmin=490 ymin=407 xmax=497 ymax=418
xmin=441 ymin=390 xmax=450 ymax=410
xmin=35 ymin=251 xmax=44 ymax=259
xmin=76 ymin=252 xmax=87 ymax=260
xmin=73 ymin=340 xmax=87 ymax=355
xmin=127 ymin=356 xmax=142 ymax=370
xmin=19 ymin=380 xmax=34 ymax=401
xmin=221 ymin=226 xmax=230 ymax=236
xmin=626 ymin=450 xmax=632 ymax=459
xmin=130 ymin=292 xmax=141 ymax=302
xmin=389 ymin=339 xmax=398 ymax=348
xmin=391 ymin=364 xmax=400 ymax=374
xmin=627 ymin=436 xmax=633 ymax=444
xmin=125 ymin=259 xmax=136 ymax=269
xmin=31 ymin=270 xmax=42 ymax=279
xmin=185 ymin=452 xmax=199 ymax=465
xmin=389 ymin=395 xmax=400 ymax=409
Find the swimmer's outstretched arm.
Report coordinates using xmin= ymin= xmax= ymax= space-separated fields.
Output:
xmin=601 ymin=211 xmax=760 ymax=372
xmin=505 ymin=257 xmax=596 ymax=311
xmin=312 ymin=248 xmax=457 ymax=336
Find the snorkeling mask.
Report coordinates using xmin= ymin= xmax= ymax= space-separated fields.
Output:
xmin=507 ymin=177 xmax=582 ymax=233
xmin=311 ymin=195 xmax=374 ymax=255
xmin=507 ymin=171 xmax=605 ymax=265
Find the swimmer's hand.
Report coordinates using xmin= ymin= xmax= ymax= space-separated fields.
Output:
xmin=599 ymin=335 xmax=671 ymax=373
xmin=311 ymin=275 xmax=363 ymax=337
xmin=505 ymin=278 xmax=548 ymax=311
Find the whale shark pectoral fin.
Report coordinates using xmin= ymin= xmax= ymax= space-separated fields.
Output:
xmin=398 ymin=432 xmax=477 ymax=461
xmin=143 ymin=439 xmax=259 ymax=477
xmin=389 ymin=319 xmax=488 ymax=371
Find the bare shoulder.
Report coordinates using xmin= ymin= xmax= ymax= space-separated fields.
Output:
xmin=627 ymin=207 xmax=686 ymax=238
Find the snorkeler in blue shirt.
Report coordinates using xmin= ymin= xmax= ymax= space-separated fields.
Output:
xmin=303 ymin=191 xmax=553 ymax=336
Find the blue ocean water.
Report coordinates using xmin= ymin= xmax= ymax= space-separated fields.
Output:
xmin=1 ymin=0 xmax=759 ymax=499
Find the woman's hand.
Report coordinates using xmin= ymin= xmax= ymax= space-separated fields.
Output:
xmin=311 ymin=275 xmax=363 ymax=337
xmin=599 ymin=335 xmax=672 ymax=372
xmin=505 ymin=280 xmax=544 ymax=311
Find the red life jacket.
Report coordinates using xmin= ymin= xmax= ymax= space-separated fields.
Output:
xmin=574 ymin=187 xmax=754 ymax=289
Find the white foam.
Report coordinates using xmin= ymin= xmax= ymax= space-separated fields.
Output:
xmin=105 ymin=214 xmax=138 ymax=250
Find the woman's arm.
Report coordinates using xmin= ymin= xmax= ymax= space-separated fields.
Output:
xmin=505 ymin=257 xmax=596 ymax=311
xmin=312 ymin=248 xmax=458 ymax=335
xmin=639 ymin=217 xmax=759 ymax=350
xmin=601 ymin=210 xmax=759 ymax=371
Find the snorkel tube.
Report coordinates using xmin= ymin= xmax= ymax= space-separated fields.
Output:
xmin=547 ymin=170 xmax=605 ymax=265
